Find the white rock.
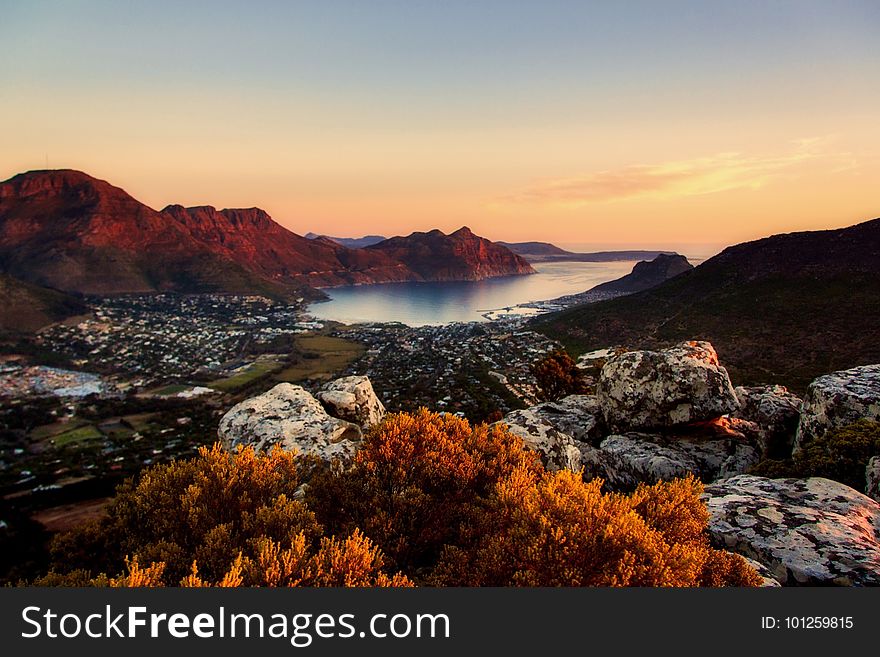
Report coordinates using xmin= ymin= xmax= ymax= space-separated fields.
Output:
xmin=218 ymin=383 xmax=362 ymax=462
xmin=867 ymin=456 xmax=880 ymax=502
xmin=703 ymin=475 xmax=880 ymax=586
xmin=598 ymin=341 xmax=739 ymax=432
xmin=795 ymin=364 xmax=880 ymax=451
xmin=315 ymin=375 xmax=386 ymax=427
xmin=733 ymin=385 xmax=803 ymax=458
xmin=497 ymin=408 xmax=582 ymax=472
xmin=581 ymin=432 xmax=759 ymax=490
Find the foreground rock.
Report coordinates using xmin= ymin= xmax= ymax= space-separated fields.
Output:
xmin=497 ymin=408 xmax=582 ymax=471
xmin=581 ymin=432 xmax=759 ymax=491
xmin=704 ymin=475 xmax=880 ymax=586
xmin=867 ymin=457 xmax=880 ymax=502
xmin=795 ymin=364 xmax=880 ymax=451
xmin=316 ymin=375 xmax=385 ymax=428
xmin=598 ymin=341 xmax=739 ymax=432
xmin=498 ymin=395 xmax=604 ymax=471
xmin=219 ymin=383 xmax=362 ymax=462
xmin=733 ymin=385 xmax=803 ymax=458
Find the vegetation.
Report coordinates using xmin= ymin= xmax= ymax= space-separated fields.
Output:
xmin=531 ymin=349 xmax=591 ymax=401
xmin=31 ymin=410 xmax=760 ymax=587
xmin=751 ymin=420 xmax=880 ymax=491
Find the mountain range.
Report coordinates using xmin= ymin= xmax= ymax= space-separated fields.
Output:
xmin=0 ymin=170 xmax=533 ymax=305
xmin=534 ymin=218 xmax=880 ymax=390
xmin=305 ymin=233 xmax=387 ymax=249
xmin=499 ymin=241 xmax=674 ymax=263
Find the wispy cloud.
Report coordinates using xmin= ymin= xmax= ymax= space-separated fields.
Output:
xmin=498 ymin=138 xmax=853 ymax=207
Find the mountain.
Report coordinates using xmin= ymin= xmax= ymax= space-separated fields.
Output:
xmin=590 ymin=253 xmax=693 ymax=294
xmin=305 ymin=233 xmax=387 ymax=249
xmin=0 ymin=170 xmax=310 ymax=299
xmin=0 ymin=274 xmax=86 ymax=333
xmin=366 ymin=227 xmax=535 ymax=281
xmin=533 ymin=218 xmax=880 ymax=391
xmin=159 ymin=205 xmax=411 ymax=288
xmin=0 ymin=170 xmax=528 ymax=298
xmin=499 ymin=241 xmax=674 ymax=263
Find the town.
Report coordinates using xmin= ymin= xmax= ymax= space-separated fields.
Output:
xmin=1 ymin=293 xmax=560 ymax=519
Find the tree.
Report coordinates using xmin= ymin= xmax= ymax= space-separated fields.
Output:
xmin=532 ymin=349 xmax=591 ymax=401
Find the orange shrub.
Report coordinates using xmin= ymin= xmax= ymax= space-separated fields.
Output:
xmin=434 ymin=470 xmax=761 ymax=587
xmin=307 ymin=408 xmax=542 ymax=573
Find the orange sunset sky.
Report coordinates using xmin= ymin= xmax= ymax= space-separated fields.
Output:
xmin=2 ymin=1 xmax=878 ymax=251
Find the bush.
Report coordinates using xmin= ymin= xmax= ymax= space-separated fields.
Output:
xmin=40 ymin=444 xmax=408 ymax=587
xmin=532 ymin=349 xmax=591 ymax=401
xmin=35 ymin=411 xmax=759 ymax=587
xmin=306 ymin=408 xmax=543 ymax=574
xmin=750 ymin=419 xmax=880 ymax=491
xmin=433 ymin=470 xmax=760 ymax=587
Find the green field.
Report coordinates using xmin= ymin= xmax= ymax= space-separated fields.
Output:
xmin=275 ymin=335 xmax=365 ymax=383
xmin=207 ymin=359 xmax=283 ymax=392
xmin=29 ymin=419 xmax=90 ymax=442
xmin=147 ymin=383 xmax=191 ymax=397
xmin=53 ymin=424 xmax=103 ymax=447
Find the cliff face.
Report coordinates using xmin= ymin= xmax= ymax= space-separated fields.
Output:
xmin=367 ymin=227 xmax=535 ymax=281
xmin=0 ymin=170 xmax=530 ymax=296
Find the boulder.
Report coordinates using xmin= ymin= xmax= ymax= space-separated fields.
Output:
xmin=218 ymin=383 xmax=362 ymax=462
xmin=316 ymin=375 xmax=386 ymax=428
xmin=867 ymin=456 xmax=880 ymax=502
xmin=522 ymin=394 xmax=604 ymax=444
xmin=703 ymin=475 xmax=880 ymax=586
xmin=795 ymin=364 xmax=880 ymax=451
xmin=733 ymin=385 xmax=803 ymax=458
xmin=598 ymin=341 xmax=739 ymax=432
xmin=497 ymin=408 xmax=582 ymax=471
xmin=581 ymin=432 xmax=759 ymax=491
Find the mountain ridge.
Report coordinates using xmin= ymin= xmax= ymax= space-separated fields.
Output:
xmin=0 ymin=170 xmax=532 ymax=298
xmin=533 ymin=218 xmax=880 ymax=390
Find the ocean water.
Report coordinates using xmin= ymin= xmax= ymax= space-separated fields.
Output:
xmin=307 ymin=261 xmax=643 ymax=326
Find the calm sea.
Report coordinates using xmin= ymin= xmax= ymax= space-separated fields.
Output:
xmin=308 ymin=260 xmax=651 ymax=327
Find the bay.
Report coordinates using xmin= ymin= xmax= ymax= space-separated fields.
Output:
xmin=307 ymin=261 xmax=643 ymax=327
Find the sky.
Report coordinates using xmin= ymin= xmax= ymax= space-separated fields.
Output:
xmin=2 ymin=0 xmax=878 ymax=250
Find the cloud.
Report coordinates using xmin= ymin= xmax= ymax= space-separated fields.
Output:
xmin=498 ymin=138 xmax=851 ymax=207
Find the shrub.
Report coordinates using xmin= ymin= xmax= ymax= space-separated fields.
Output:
xmin=750 ymin=419 xmax=880 ymax=491
xmin=307 ymin=408 xmax=542 ymax=574
xmin=41 ymin=444 xmax=408 ymax=587
xmin=433 ymin=470 xmax=760 ymax=587
xmin=532 ymin=349 xmax=591 ymax=401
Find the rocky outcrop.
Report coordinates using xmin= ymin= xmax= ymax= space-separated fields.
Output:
xmin=498 ymin=395 xmax=604 ymax=471
xmin=598 ymin=341 xmax=739 ymax=432
xmin=590 ymin=253 xmax=693 ymax=295
xmin=795 ymin=364 xmax=880 ymax=451
xmin=218 ymin=382 xmax=362 ymax=462
xmin=581 ymin=432 xmax=759 ymax=491
xmin=497 ymin=408 xmax=582 ymax=471
xmin=867 ymin=457 xmax=880 ymax=502
xmin=703 ymin=475 xmax=880 ymax=586
xmin=733 ymin=385 xmax=803 ymax=458
xmin=316 ymin=376 xmax=385 ymax=428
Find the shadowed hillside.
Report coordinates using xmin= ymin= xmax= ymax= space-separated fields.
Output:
xmin=533 ymin=218 xmax=880 ymax=391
